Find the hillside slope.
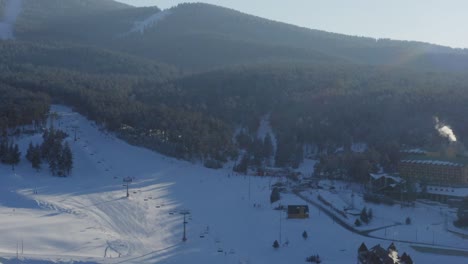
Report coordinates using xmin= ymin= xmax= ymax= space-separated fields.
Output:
xmin=5 ymin=2 xmax=468 ymax=71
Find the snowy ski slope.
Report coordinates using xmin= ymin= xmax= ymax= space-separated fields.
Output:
xmin=0 ymin=105 xmax=466 ymax=263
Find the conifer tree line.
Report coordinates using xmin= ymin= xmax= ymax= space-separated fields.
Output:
xmin=234 ymin=131 xmax=304 ymax=173
xmin=6 ymin=41 xmax=468 ymax=168
xmin=26 ymin=127 xmax=73 ymax=176
xmin=0 ymin=140 xmax=21 ymax=170
xmin=234 ymin=132 xmax=276 ymax=173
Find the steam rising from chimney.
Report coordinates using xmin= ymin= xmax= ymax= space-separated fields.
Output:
xmin=434 ymin=117 xmax=457 ymax=142
xmin=0 ymin=0 xmax=23 ymax=40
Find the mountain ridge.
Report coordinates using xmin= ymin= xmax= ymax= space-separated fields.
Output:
xmin=3 ymin=1 xmax=468 ymax=71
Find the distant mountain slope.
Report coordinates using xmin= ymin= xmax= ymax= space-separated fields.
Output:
xmin=0 ymin=0 xmax=130 ymax=36
xmin=3 ymin=1 xmax=468 ymax=165
xmin=8 ymin=2 xmax=468 ymax=71
xmin=140 ymin=3 xmax=468 ymax=71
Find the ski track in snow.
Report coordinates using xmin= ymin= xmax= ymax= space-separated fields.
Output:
xmin=0 ymin=105 xmax=466 ymax=263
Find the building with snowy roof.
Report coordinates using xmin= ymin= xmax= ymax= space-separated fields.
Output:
xmin=420 ymin=185 xmax=468 ymax=204
xmin=398 ymin=157 xmax=468 ymax=185
xmin=287 ymin=205 xmax=309 ymax=219
xmin=369 ymin=173 xmax=403 ymax=189
xmin=368 ymin=173 xmax=405 ymax=199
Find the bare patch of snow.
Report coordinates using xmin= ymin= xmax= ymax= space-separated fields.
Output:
xmin=0 ymin=0 xmax=23 ymax=40
xmin=129 ymin=9 xmax=172 ymax=34
xmin=257 ymin=114 xmax=277 ymax=153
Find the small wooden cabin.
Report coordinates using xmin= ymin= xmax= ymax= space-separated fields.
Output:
xmin=287 ymin=205 xmax=309 ymax=219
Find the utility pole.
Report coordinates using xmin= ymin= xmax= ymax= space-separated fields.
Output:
xmin=279 ymin=209 xmax=282 ymax=244
xmin=248 ymin=174 xmax=251 ymax=201
xmin=181 ymin=210 xmax=190 ymax=242
xmin=123 ymin=177 xmax=132 ymax=198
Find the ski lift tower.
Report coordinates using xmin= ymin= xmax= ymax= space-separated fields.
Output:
xmin=180 ymin=209 xmax=191 ymax=242
xmin=123 ymin=176 xmax=133 ymax=198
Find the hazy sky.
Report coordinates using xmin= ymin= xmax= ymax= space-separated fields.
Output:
xmin=116 ymin=0 xmax=467 ymax=48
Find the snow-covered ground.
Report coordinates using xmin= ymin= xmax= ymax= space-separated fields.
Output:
xmin=0 ymin=106 xmax=466 ymax=263
xmin=301 ymin=180 xmax=468 ymax=248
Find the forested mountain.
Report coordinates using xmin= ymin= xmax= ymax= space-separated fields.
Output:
xmin=2 ymin=0 xmax=468 ymax=169
xmin=0 ymin=82 xmax=49 ymax=131
xmin=3 ymin=1 xmax=468 ymax=71
xmin=0 ymin=41 xmax=178 ymax=76
xmin=149 ymin=63 xmax=468 ymax=163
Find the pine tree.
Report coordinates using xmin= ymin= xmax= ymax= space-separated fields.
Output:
xmin=252 ymin=138 xmax=264 ymax=166
xmin=11 ymin=144 xmax=20 ymax=169
xmin=5 ymin=143 xmax=21 ymax=170
xmin=270 ymin=187 xmax=281 ymax=203
xmin=0 ymin=139 xmax=6 ymax=163
xmin=355 ymin=219 xmax=362 ymax=226
xmin=274 ymin=139 xmax=289 ymax=167
xmin=4 ymin=142 xmax=13 ymax=166
xmin=31 ymin=145 xmax=41 ymax=171
xmin=272 ymin=240 xmax=279 ymax=249
xmin=61 ymin=142 xmax=73 ymax=176
xmin=26 ymin=142 xmax=34 ymax=162
xmin=360 ymin=207 xmax=369 ymax=224
xmin=367 ymin=208 xmax=373 ymax=221
xmin=302 ymin=230 xmax=308 ymax=240
xmin=234 ymin=153 xmax=249 ymax=173
xmin=405 ymin=217 xmax=412 ymax=225
xmin=41 ymin=128 xmax=50 ymax=160
xmin=49 ymin=158 xmax=57 ymax=176
xmin=292 ymin=144 xmax=304 ymax=169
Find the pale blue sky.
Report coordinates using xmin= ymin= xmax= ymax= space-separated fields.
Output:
xmin=116 ymin=0 xmax=467 ymax=48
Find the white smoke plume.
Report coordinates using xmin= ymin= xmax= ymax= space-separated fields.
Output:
xmin=434 ymin=117 xmax=457 ymax=142
xmin=0 ymin=0 xmax=23 ymax=40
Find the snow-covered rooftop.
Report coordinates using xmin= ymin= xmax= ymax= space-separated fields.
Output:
xmin=401 ymin=148 xmax=426 ymax=154
xmin=401 ymin=159 xmax=463 ymax=167
xmin=369 ymin=173 xmax=403 ymax=183
xmin=426 ymin=186 xmax=468 ymax=198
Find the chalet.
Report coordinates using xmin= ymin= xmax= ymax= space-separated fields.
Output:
xmin=287 ymin=205 xmax=309 ymax=219
xmin=357 ymin=242 xmax=413 ymax=264
xmin=367 ymin=173 xmax=406 ymax=200
xmin=369 ymin=173 xmax=403 ymax=192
